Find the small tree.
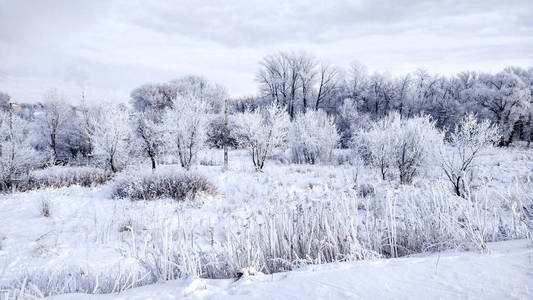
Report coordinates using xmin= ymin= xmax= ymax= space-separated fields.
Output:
xmin=392 ymin=115 xmax=443 ymax=184
xmin=134 ymin=111 xmax=165 ymax=170
xmin=289 ymin=110 xmax=340 ymax=164
xmin=233 ymin=104 xmax=290 ymax=171
xmin=92 ymin=105 xmax=132 ymax=173
xmin=441 ymin=114 xmax=500 ymax=197
xmin=164 ymin=96 xmax=208 ymax=171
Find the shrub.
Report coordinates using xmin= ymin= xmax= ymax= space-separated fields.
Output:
xmin=19 ymin=166 xmax=112 ymax=191
xmin=289 ymin=110 xmax=340 ymax=164
xmin=111 ymin=170 xmax=216 ymax=201
xmin=354 ymin=113 xmax=443 ymax=184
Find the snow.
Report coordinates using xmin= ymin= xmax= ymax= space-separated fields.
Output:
xmin=49 ymin=239 xmax=532 ymax=300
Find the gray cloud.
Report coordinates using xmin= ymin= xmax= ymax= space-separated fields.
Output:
xmin=0 ymin=0 xmax=531 ymax=103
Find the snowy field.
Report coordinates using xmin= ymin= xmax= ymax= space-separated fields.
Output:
xmin=1 ymin=147 xmax=532 ymax=299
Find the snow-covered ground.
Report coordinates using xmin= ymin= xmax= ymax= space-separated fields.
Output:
xmin=51 ymin=239 xmax=533 ymax=300
xmin=1 ymin=147 xmax=532 ymax=299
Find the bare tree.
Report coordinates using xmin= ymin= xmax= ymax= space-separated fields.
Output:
xmin=440 ymin=114 xmax=500 ymax=197
xmin=315 ymin=64 xmax=339 ymax=111
xmin=257 ymin=52 xmax=315 ymax=118
xmin=296 ymin=53 xmax=317 ymax=113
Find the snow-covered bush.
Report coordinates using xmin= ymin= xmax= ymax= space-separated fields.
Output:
xmin=440 ymin=114 xmax=500 ymax=197
xmin=21 ymin=166 xmax=112 ymax=191
xmin=233 ymin=104 xmax=290 ymax=171
xmin=289 ymin=110 xmax=340 ymax=164
xmin=354 ymin=113 xmax=443 ymax=184
xmin=163 ymin=96 xmax=209 ymax=170
xmin=112 ymin=170 xmax=216 ymax=201
xmin=92 ymin=105 xmax=133 ymax=173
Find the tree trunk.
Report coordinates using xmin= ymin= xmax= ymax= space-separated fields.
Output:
xmin=223 ymin=99 xmax=229 ymax=171
xmin=110 ymin=157 xmax=117 ymax=173
xmin=150 ymin=155 xmax=156 ymax=170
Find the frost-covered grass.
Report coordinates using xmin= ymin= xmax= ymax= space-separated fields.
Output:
xmin=0 ymin=147 xmax=532 ymax=298
xmin=25 ymin=239 xmax=533 ymax=300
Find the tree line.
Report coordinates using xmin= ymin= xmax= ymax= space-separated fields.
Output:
xmin=0 ymin=52 xmax=531 ymax=193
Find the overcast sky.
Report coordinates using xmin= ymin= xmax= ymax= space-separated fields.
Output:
xmin=1 ymin=0 xmax=532 ymax=104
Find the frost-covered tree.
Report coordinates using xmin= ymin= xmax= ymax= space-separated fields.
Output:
xmin=130 ymin=83 xmax=176 ymax=112
xmin=233 ymin=104 xmax=290 ymax=171
xmin=0 ymin=105 xmax=38 ymax=191
xmin=391 ymin=115 xmax=443 ymax=184
xmin=79 ymin=91 xmax=96 ymax=162
xmin=441 ymin=114 xmax=500 ymax=197
xmin=60 ymin=112 xmax=87 ymax=160
xmin=169 ymin=75 xmax=226 ymax=113
xmin=92 ymin=105 xmax=132 ymax=172
xmin=469 ymin=69 xmax=530 ymax=145
xmin=133 ymin=110 xmax=165 ymax=170
xmin=131 ymin=76 xmax=226 ymax=114
xmin=163 ymin=97 xmax=209 ymax=171
xmin=289 ymin=110 xmax=340 ymax=164
xmin=36 ymin=90 xmax=73 ymax=163
xmin=353 ymin=116 xmax=395 ymax=180
xmin=335 ymin=99 xmax=371 ymax=148
xmin=355 ymin=113 xmax=443 ymax=183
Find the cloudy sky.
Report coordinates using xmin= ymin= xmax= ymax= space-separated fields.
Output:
xmin=0 ymin=0 xmax=532 ymax=104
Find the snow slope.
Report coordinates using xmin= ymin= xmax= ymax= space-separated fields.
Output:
xmin=50 ymin=239 xmax=532 ymax=300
